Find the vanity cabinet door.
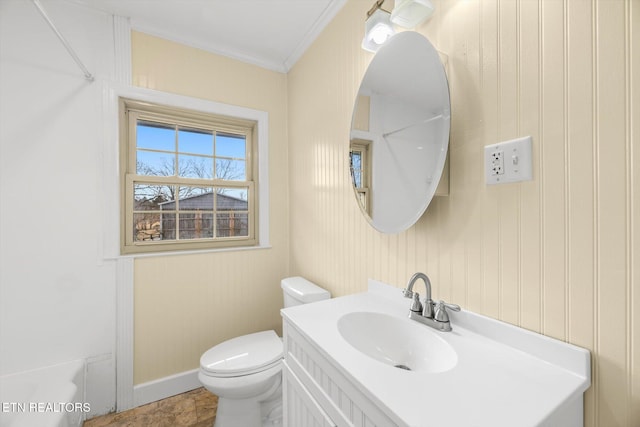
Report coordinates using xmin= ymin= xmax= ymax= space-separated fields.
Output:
xmin=283 ymin=361 xmax=337 ymax=427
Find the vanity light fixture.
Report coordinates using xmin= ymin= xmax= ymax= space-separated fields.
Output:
xmin=361 ymin=0 xmax=435 ymax=52
xmin=361 ymin=0 xmax=396 ymax=52
xmin=390 ymin=0 xmax=434 ymax=28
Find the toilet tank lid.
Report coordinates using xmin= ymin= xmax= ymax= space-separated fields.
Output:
xmin=281 ymin=276 xmax=330 ymax=303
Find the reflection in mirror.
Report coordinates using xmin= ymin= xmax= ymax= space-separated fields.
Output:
xmin=349 ymin=139 xmax=371 ymax=212
xmin=350 ymin=31 xmax=450 ymax=233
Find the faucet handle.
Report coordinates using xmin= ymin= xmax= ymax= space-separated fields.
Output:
xmin=409 ymin=292 xmax=423 ymax=313
xmin=441 ymin=301 xmax=460 ymax=312
xmin=434 ymin=300 xmax=461 ymax=323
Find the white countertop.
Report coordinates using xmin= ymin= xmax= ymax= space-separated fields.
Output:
xmin=281 ymin=280 xmax=590 ymax=427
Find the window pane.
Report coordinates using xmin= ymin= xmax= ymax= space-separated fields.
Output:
xmin=216 ymin=159 xmax=246 ymax=180
xmin=178 ymin=212 xmax=214 ymax=239
xmin=216 ymin=133 xmax=246 ymax=159
xmin=351 ymin=151 xmax=362 ymax=169
xmin=350 ymin=151 xmax=363 ymax=188
xmin=178 ymin=155 xmax=213 ymax=179
xmin=137 ymin=150 xmax=175 ymax=176
xmin=137 ymin=121 xmax=175 ymax=151
xmin=177 ymin=187 xmax=214 ymax=210
xmin=159 ymin=213 xmax=176 ymax=240
xmin=133 ymin=213 xmax=162 ymax=241
xmin=179 ymin=128 xmax=213 ymax=155
xmin=216 ymin=188 xmax=248 ymax=209
xmin=134 ymin=183 xmax=175 ymax=206
xmin=351 ymin=169 xmax=362 ymax=188
xmin=357 ymin=192 xmax=367 ymax=210
xmin=217 ymin=212 xmax=249 ymax=237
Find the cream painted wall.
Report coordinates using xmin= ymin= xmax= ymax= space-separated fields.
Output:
xmin=130 ymin=32 xmax=289 ymax=384
xmin=288 ymin=1 xmax=638 ymax=426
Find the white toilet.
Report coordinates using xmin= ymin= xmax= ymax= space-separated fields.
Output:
xmin=198 ymin=276 xmax=330 ymax=427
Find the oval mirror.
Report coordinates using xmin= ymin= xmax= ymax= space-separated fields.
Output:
xmin=349 ymin=31 xmax=450 ymax=233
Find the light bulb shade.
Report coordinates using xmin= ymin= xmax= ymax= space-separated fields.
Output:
xmin=390 ymin=0 xmax=434 ymax=28
xmin=361 ymin=8 xmax=396 ymax=52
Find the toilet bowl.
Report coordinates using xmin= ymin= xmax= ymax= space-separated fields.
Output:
xmin=199 ymin=331 xmax=283 ymax=427
xmin=198 ymin=277 xmax=330 ymax=427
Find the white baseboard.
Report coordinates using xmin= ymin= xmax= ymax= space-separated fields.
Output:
xmin=133 ymin=369 xmax=201 ymax=407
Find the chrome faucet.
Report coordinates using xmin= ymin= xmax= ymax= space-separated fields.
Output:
xmin=403 ymin=272 xmax=435 ymax=317
xmin=402 ymin=272 xmax=460 ymax=332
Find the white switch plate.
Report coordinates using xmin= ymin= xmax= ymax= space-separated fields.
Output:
xmin=485 ymin=136 xmax=533 ymax=185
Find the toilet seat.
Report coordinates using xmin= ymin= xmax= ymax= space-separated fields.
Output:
xmin=200 ymin=330 xmax=283 ymax=378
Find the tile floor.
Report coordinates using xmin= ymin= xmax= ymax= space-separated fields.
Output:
xmin=83 ymin=388 xmax=217 ymax=427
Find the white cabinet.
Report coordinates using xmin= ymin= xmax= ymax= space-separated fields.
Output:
xmin=283 ymin=362 xmax=335 ymax=427
xmin=283 ymin=319 xmax=399 ymax=427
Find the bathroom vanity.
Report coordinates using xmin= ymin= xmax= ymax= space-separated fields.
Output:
xmin=281 ymin=280 xmax=590 ymax=427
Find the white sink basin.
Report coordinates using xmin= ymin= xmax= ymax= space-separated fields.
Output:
xmin=337 ymin=311 xmax=457 ymax=373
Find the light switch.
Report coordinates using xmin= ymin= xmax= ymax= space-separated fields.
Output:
xmin=485 ymin=136 xmax=533 ymax=185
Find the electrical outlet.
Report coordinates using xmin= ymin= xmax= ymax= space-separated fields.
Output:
xmin=490 ymin=151 xmax=504 ymax=175
xmin=485 ymin=136 xmax=533 ymax=185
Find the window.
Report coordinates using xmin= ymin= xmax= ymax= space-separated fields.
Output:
xmin=120 ymin=98 xmax=258 ymax=254
xmin=349 ymin=139 xmax=371 ymax=214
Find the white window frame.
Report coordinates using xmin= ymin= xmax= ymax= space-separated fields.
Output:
xmin=120 ymin=98 xmax=260 ymax=254
xmin=102 ymin=84 xmax=270 ymax=258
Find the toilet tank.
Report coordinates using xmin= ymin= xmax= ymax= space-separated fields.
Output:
xmin=281 ymin=276 xmax=330 ymax=308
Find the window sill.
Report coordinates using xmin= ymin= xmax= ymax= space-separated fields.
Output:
xmin=104 ymin=243 xmax=272 ymax=260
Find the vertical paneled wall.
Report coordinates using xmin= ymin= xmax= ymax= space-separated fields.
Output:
xmin=287 ymin=1 xmax=638 ymax=426
xmin=131 ymin=33 xmax=289 ymax=385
